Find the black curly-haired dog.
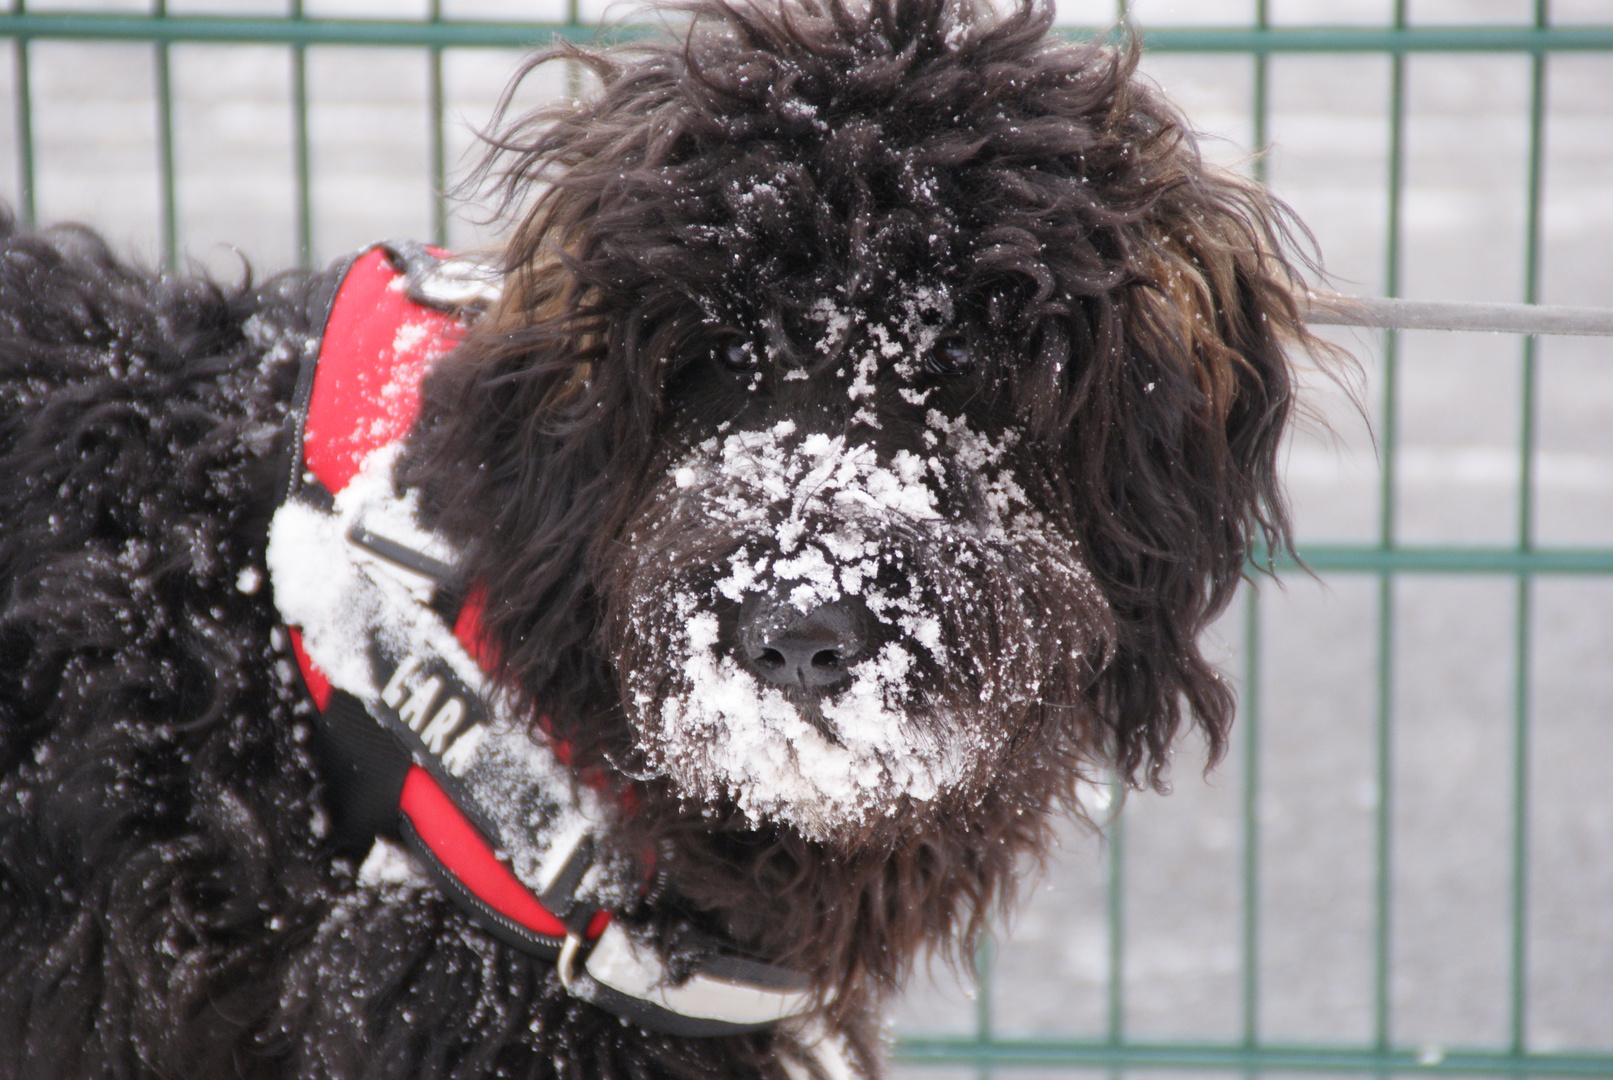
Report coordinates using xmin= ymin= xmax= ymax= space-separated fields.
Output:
xmin=0 ymin=0 xmax=1318 ymax=1076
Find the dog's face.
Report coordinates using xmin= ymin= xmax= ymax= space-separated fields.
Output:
xmin=604 ymin=277 xmax=1115 ymax=839
xmin=408 ymin=0 xmax=1310 ymax=860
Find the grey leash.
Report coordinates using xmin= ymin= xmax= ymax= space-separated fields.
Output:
xmin=1304 ymin=292 xmax=1613 ymax=338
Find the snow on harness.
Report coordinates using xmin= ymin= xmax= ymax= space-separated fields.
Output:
xmin=265 ymin=243 xmax=814 ymax=1037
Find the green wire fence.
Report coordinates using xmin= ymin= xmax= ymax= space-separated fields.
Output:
xmin=2 ymin=2 xmax=1610 ymax=1076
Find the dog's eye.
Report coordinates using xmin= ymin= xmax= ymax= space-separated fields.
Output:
xmin=927 ymin=334 xmax=973 ymax=375
xmin=716 ymin=340 xmax=760 ymax=374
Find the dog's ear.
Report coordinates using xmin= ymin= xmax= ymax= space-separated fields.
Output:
xmin=1052 ymin=155 xmax=1316 ymax=793
xmin=944 ymin=32 xmax=1328 ymax=794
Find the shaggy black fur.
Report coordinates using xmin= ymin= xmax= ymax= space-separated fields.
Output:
xmin=0 ymin=0 xmax=1320 ymax=1076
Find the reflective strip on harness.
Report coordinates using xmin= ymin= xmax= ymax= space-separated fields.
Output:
xmin=577 ymin=922 xmax=814 ymax=1035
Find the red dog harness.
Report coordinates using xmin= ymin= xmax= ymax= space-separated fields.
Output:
xmin=282 ymin=245 xmax=612 ymax=948
xmin=269 ymin=243 xmax=813 ymax=1036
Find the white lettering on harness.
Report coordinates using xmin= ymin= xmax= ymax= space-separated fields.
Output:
xmin=380 ymin=655 xmax=424 ymax=709
xmin=397 ymin=675 xmax=443 ymax=732
xmin=378 ymin=652 xmax=482 ymax=767
xmin=421 ymin=698 xmax=466 ymax=753
xmin=440 ymin=724 xmax=484 ymax=773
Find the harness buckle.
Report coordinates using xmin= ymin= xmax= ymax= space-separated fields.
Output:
xmin=556 ymin=931 xmax=586 ymax=992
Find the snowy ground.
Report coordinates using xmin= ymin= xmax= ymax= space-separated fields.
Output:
xmin=0 ymin=0 xmax=1609 ymax=1064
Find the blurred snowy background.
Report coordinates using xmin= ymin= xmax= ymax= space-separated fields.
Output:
xmin=1 ymin=0 xmax=1609 ymax=1067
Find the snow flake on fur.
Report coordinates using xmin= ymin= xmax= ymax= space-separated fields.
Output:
xmin=621 ymin=408 xmax=1101 ymax=840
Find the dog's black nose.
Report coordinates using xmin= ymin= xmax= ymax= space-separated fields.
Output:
xmin=739 ymin=598 xmax=870 ymax=693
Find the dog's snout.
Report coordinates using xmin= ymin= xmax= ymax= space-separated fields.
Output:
xmin=740 ymin=598 xmax=871 ymax=693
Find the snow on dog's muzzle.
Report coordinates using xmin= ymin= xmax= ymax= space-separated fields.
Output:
xmin=607 ymin=414 xmax=1112 ymax=841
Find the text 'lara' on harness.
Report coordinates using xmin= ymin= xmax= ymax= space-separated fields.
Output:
xmin=265 ymin=242 xmax=815 ymax=1038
